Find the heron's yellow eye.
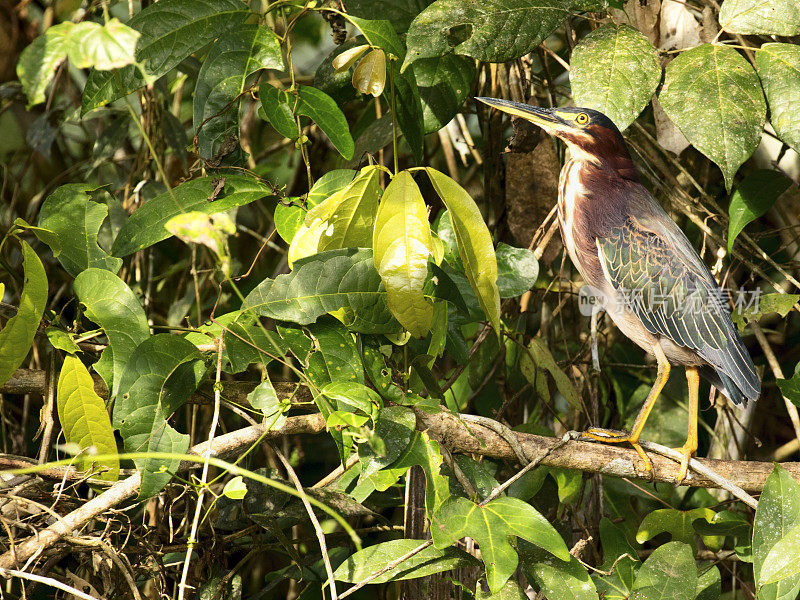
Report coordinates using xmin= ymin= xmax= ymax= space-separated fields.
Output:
xmin=576 ymin=113 xmax=589 ymax=125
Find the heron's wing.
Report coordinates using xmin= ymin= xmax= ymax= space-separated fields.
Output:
xmin=596 ymin=199 xmax=759 ymax=403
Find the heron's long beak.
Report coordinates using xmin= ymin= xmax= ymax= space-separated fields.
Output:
xmin=475 ymin=97 xmax=563 ymax=130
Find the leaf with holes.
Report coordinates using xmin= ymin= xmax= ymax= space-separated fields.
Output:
xmin=57 ymin=355 xmax=119 ymax=481
xmin=38 ymin=184 xmax=122 ymax=277
xmin=193 ymin=25 xmax=285 ymax=160
xmin=114 ymin=334 xmax=206 ymax=498
xmin=659 ymin=43 xmax=766 ymax=191
xmin=755 ymin=43 xmax=800 ymax=154
xmin=570 ymin=24 xmax=661 ymax=131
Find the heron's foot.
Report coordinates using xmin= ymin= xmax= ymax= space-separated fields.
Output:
xmin=580 ymin=428 xmax=653 ymax=474
xmin=672 ymin=444 xmax=695 ymax=484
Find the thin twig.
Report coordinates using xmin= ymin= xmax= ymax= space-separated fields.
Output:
xmin=178 ymin=340 xmax=224 ymax=600
xmin=275 ymin=447 xmax=339 ymax=600
xmin=0 ymin=568 xmax=101 ymax=600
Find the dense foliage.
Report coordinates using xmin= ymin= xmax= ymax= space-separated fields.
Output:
xmin=1 ymin=0 xmax=800 ymax=598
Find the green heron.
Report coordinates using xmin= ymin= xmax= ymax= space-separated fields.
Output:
xmin=477 ymin=97 xmax=760 ymax=481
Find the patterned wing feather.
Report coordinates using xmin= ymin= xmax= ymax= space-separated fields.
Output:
xmin=596 ymin=205 xmax=759 ymax=404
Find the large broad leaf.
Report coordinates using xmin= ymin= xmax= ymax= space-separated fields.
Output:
xmin=73 ymin=269 xmax=150 ymax=397
xmin=391 ymin=63 xmax=425 ymax=162
xmin=753 ymin=465 xmax=800 ymax=599
xmin=38 ymin=184 xmax=122 ymax=277
xmin=0 ymin=241 xmax=47 ymax=387
xmin=520 ymin=338 xmax=580 ymax=409
xmin=111 ymin=175 xmax=273 ymax=257
xmin=259 ymin=84 xmax=298 ymax=140
xmin=296 ymin=86 xmax=355 ymax=160
xmin=358 ymin=405 xmax=416 ymax=481
xmin=659 ymin=43 xmax=766 ymax=191
xmin=240 ymin=248 xmax=399 ymax=334
xmin=57 ymin=355 xmax=119 ymax=481
xmin=334 ymin=539 xmax=479 ymax=583
xmin=415 ymin=53 xmax=476 ymax=134
xmin=345 ymin=0 xmax=433 ymax=33
xmin=727 ymin=169 xmax=792 ymax=252
xmin=755 ymin=43 xmax=800 ymax=154
xmin=761 ymin=523 xmax=800 ymax=586
xmin=569 ymin=24 xmax=661 ymax=131
xmin=431 ymin=496 xmax=570 ymax=594
xmin=81 ymin=0 xmax=249 ymax=114
xmin=348 ymin=16 xmax=406 ymax=60
xmin=373 ymin=171 xmax=434 ymax=338
xmin=404 ymin=0 xmax=570 ymax=65
xmin=424 ymin=168 xmax=500 ymax=333
xmin=518 ymin=540 xmax=599 ymax=600
xmin=630 ymin=541 xmax=697 ymax=600
xmin=719 ymin=0 xmax=800 ymax=35
xmin=593 ymin=518 xmax=640 ymax=600
xmin=114 ymin=334 xmax=206 ymax=498
xmin=636 ymin=508 xmax=716 ymax=546
xmin=193 ymin=25 xmax=284 ymax=161
xmin=17 ymin=19 xmax=139 ymax=107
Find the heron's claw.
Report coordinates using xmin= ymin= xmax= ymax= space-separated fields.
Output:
xmin=673 ymin=445 xmax=694 ymax=484
xmin=580 ymin=428 xmax=653 ymax=474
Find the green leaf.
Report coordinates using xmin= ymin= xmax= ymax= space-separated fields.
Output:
xmin=761 ymin=522 xmax=800 ymax=586
xmin=352 ymin=49 xmax=387 ymax=97
xmin=636 ymin=508 xmax=715 ymax=545
xmin=733 ymin=292 xmax=800 ymax=331
xmin=755 ymin=43 xmax=800 ymax=154
xmin=46 ymin=327 xmax=80 ymax=354
xmin=404 ymin=0 xmax=570 ymax=65
xmin=496 ymin=243 xmax=538 ymax=298
xmin=11 ymin=218 xmax=61 ymax=257
xmin=222 ymin=476 xmax=248 ymax=500
xmin=321 ymin=382 xmax=379 ymax=421
xmin=728 ymin=169 xmax=792 ymax=252
xmin=111 ymin=175 xmax=273 ymax=257
xmin=240 ymin=248 xmax=400 ymax=334
xmin=359 ymin=405 xmax=416 ymax=480
xmin=719 ymin=0 xmax=800 ymax=35
xmin=348 ymin=16 xmax=406 ymax=60
xmin=431 ymin=496 xmax=570 ymax=594
xmin=295 ymin=86 xmax=355 ymax=160
xmin=696 ymin=566 xmax=721 ymax=600
xmin=415 ymin=53 xmax=476 ymax=134
xmin=16 ymin=24 xmax=70 ymax=106
xmin=65 ymin=19 xmax=140 ymax=70
xmin=370 ymin=430 xmax=450 ymax=513
xmin=391 ymin=62 xmax=426 ymax=162
xmin=631 ymin=541 xmax=697 ymax=600
xmin=519 ymin=540 xmax=599 ymax=600
xmin=247 ymin=376 xmax=288 ymax=430
xmin=569 ymin=24 xmax=661 ymax=131
xmin=0 ymin=241 xmax=47 ymax=387
xmin=334 ymin=539 xmax=479 ymax=583
xmin=81 ymin=0 xmax=249 ymax=114
xmin=193 ymin=25 xmax=285 ymax=161
xmin=344 ymin=0 xmax=432 ymax=33
xmin=594 ymin=518 xmax=640 ymax=600
xmin=73 ymin=269 xmax=150 ymax=396
xmin=38 ymin=184 xmax=122 ymax=277
xmin=259 ymin=84 xmax=299 ymax=140
xmin=753 ymin=465 xmax=800 ymax=598
xmin=520 ymin=338 xmax=580 ymax=409
xmin=114 ymin=334 xmax=206 ymax=498
xmin=57 ymin=355 xmax=119 ymax=481
xmin=223 ymin=315 xmax=286 ymax=373
xmin=424 ymin=168 xmax=500 ymax=333
xmin=659 ymin=44 xmax=766 ymax=191
xmin=476 ymin=580 xmax=528 ymax=599
xmin=373 ymin=170 xmax=434 ymax=338
xmin=274 ymin=201 xmax=305 ymax=244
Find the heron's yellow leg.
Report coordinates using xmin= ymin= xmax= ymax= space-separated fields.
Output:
xmin=674 ymin=366 xmax=700 ymax=483
xmin=582 ymin=341 xmax=671 ymax=473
